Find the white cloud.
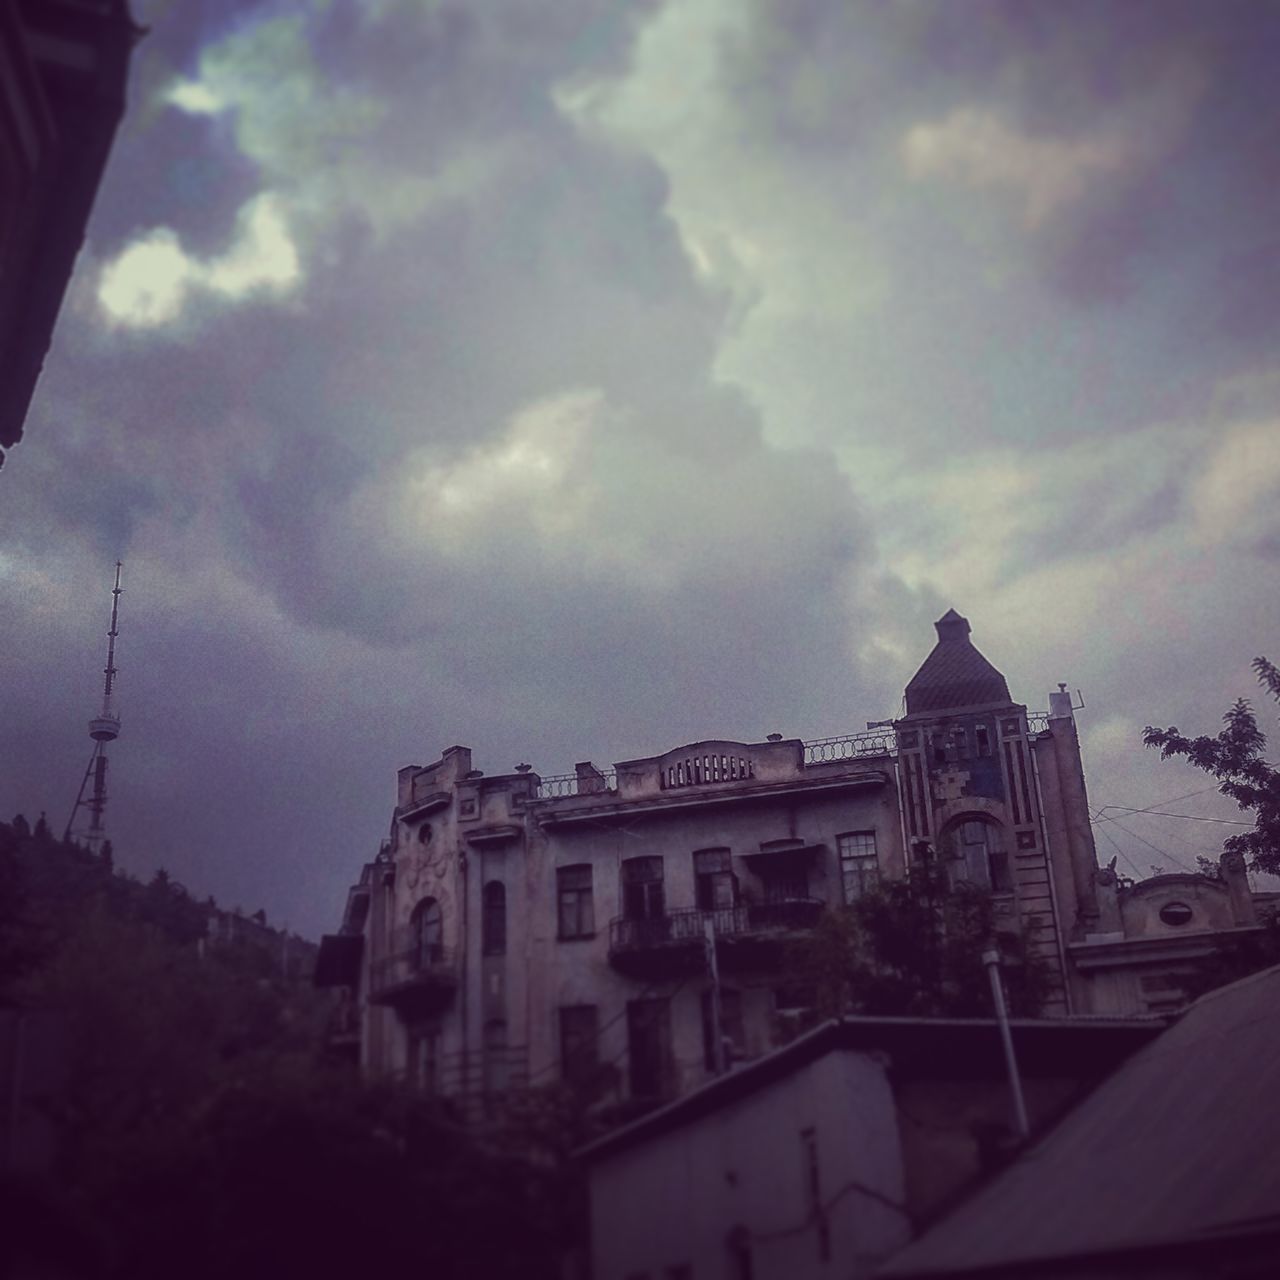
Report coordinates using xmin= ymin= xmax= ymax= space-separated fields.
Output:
xmin=1191 ymin=419 xmax=1280 ymax=547
xmin=165 ymin=76 xmax=223 ymax=115
xmin=96 ymin=194 xmax=301 ymax=330
xmin=902 ymin=108 xmax=1128 ymax=228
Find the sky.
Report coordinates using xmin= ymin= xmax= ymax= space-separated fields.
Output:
xmin=3 ymin=0 xmax=1279 ymax=938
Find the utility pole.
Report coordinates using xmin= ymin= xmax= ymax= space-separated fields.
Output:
xmin=983 ymin=944 xmax=1029 ymax=1139
xmin=704 ymin=914 xmax=725 ymax=1074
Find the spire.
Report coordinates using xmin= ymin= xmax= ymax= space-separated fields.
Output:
xmin=903 ymin=609 xmax=1012 ymax=715
xmin=66 ymin=562 xmax=124 ymax=851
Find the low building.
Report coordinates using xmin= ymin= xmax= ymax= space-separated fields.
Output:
xmin=319 ymin=612 xmax=1137 ymax=1113
xmin=1070 ymin=853 xmax=1274 ymax=1013
xmin=880 ymin=964 xmax=1280 ymax=1280
xmin=579 ymin=1014 xmax=1162 ymax=1280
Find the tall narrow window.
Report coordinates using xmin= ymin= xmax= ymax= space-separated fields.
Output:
xmin=701 ymin=987 xmax=745 ymax=1070
xmin=559 ymin=1004 xmax=599 ymax=1088
xmin=626 ymin=998 xmax=672 ymax=1098
xmin=483 ymin=1018 xmax=508 ymax=1096
xmin=694 ymin=848 xmax=736 ymax=910
xmin=946 ymin=819 xmax=1010 ymax=892
xmin=410 ymin=897 xmax=443 ymax=968
xmin=409 ymin=1026 xmax=441 ymax=1093
xmin=557 ymin=865 xmax=594 ymax=939
xmin=838 ymin=831 xmax=879 ymax=904
xmin=482 ymin=881 xmax=506 ymax=955
xmin=622 ymin=856 xmax=665 ymax=920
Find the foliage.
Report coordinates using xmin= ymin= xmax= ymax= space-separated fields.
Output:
xmin=0 ymin=814 xmax=565 ymax=1279
xmin=1144 ymin=657 xmax=1280 ymax=877
xmin=785 ymin=857 xmax=1051 ymax=1023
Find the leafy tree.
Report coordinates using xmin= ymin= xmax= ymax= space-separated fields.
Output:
xmin=1144 ymin=657 xmax=1280 ymax=876
xmin=785 ymin=855 xmax=1050 ymax=1023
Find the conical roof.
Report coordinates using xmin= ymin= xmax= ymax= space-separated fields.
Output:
xmin=903 ymin=610 xmax=1012 ymax=715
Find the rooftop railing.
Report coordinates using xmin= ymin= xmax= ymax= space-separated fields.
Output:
xmin=535 ymin=713 xmax=1054 ymax=797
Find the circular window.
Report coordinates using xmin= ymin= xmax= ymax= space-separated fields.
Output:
xmin=1159 ymin=901 xmax=1193 ymax=927
xmin=418 ymin=822 xmax=433 ymax=845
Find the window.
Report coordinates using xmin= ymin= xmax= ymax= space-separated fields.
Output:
xmin=622 ymin=856 xmax=665 ymax=921
xmin=694 ymin=848 xmax=736 ymax=910
xmin=408 ymin=1026 xmax=441 ymax=1093
xmin=410 ymin=897 xmax=443 ymax=968
xmin=627 ymin=998 xmax=673 ymax=1098
xmin=483 ymin=1019 xmax=508 ymax=1096
xmin=1159 ymin=901 xmax=1194 ymax=927
xmin=482 ymin=881 xmax=506 ymax=955
xmin=557 ymin=865 xmax=594 ymax=938
xmin=418 ymin=822 xmax=433 ymax=845
xmin=946 ymin=819 xmax=1010 ymax=892
xmin=975 ymin=724 xmax=991 ymax=757
xmin=701 ymin=987 xmax=745 ymax=1071
xmin=838 ymin=831 xmax=879 ymax=903
xmin=559 ymin=1004 xmax=599 ymax=1088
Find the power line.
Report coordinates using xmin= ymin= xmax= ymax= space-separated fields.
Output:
xmin=1106 ymin=815 xmax=1198 ymax=874
xmin=1097 ymin=805 xmax=1251 ymax=827
xmin=1089 ymin=787 xmax=1218 ymax=826
xmin=1092 ymin=818 xmax=1147 ymax=882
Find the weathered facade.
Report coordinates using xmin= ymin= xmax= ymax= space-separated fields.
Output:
xmin=320 ymin=611 xmax=1153 ymax=1112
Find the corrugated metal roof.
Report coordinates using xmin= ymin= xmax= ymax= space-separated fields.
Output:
xmin=880 ymin=965 xmax=1280 ymax=1277
xmin=904 ymin=613 xmax=1012 ymax=715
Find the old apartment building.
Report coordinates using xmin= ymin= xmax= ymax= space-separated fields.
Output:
xmin=316 ymin=611 xmax=1263 ymax=1110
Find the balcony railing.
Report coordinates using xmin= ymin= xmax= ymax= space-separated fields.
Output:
xmin=534 ymin=769 xmax=618 ymax=799
xmin=368 ymin=944 xmax=458 ymax=1014
xmin=609 ymin=900 xmax=824 ymax=956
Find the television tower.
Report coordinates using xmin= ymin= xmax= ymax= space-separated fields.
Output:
xmin=65 ymin=561 xmax=123 ymax=853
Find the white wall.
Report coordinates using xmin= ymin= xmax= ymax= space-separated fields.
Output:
xmin=589 ymin=1048 xmax=911 ymax=1280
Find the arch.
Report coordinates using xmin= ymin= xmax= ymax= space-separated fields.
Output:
xmin=482 ymin=880 xmax=506 ymax=955
xmin=410 ymin=896 xmax=443 ymax=968
xmin=942 ymin=816 xmax=1011 ymax=893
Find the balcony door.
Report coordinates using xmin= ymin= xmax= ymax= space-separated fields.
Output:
xmin=694 ymin=848 xmax=736 ymax=911
xmin=410 ymin=896 xmax=443 ymax=968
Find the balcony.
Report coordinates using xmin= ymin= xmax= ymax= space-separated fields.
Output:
xmin=608 ymin=900 xmax=824 ymax=978
xmin=368 ymin=944 xmax=458 ymax=1018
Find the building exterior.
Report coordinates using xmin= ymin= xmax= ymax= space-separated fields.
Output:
xmin=880 ymin=964 xmax=1280 ymax=1280
xmin=1069 ymin=853 xmax=1273 ymax=1014
xmin=579 ymin=1014 xmax=1162 ymax=1280
xmin=319 ymin=611 xmax=1148 ymax=1113
xmin=0 ymin=0 xmax=138 ymax=467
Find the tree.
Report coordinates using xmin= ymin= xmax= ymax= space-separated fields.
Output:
xmin=1144 ymin=657 xmax=1280 ymax=877
xmin=785 ymin=855 xmax=1050 ymax=1023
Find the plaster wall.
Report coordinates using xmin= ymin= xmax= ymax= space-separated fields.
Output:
xmin=589 ymin=1049 xmax=910 ymax=1280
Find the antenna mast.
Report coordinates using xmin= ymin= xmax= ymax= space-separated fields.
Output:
xmin=65 ymin=562 xmax=124 ymax=854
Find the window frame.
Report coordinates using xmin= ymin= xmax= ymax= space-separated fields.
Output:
xmin=482 ymin=880 xmax=506 ymax=956
xmin=837 ymin=830 xmax=880 ymax=904
xmin=557 ymin=864 xmax=595 ymax=939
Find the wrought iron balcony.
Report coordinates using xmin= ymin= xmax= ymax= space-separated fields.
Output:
xmin=368 ymin=944 xmax=458 ymax=1017
xmin=608 ymin=900 xmax=824 ymax=976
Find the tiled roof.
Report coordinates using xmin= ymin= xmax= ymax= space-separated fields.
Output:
xmin=904 ymin=611 xmax=1012 ymax=714
xmin=880 ymin=965 xmax=1280 ymax=1276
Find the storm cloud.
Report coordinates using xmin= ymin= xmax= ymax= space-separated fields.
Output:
xmin=2 ymin=0 xmax=1277 ymax=931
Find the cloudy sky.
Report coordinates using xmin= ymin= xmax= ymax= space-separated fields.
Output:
xmin=3 ymin=0 xmax=1279 ymax=936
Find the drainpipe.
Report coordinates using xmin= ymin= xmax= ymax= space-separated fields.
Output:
xmin=459 ymin=847 xmax=469 ymax=1099
xmin=982 ymin=947 xmax=1029 ymax=1140
xmin=1029 ymin=747 xmax=1074 ymax=1014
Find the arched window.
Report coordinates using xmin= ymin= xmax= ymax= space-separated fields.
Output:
xmin=410 ymin=897 xmax=443 ymax=968
xmin=482 ymin=881 xmax=506 ymax=956
xmin=944 ymin=819 xmax=1010 ymax=893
